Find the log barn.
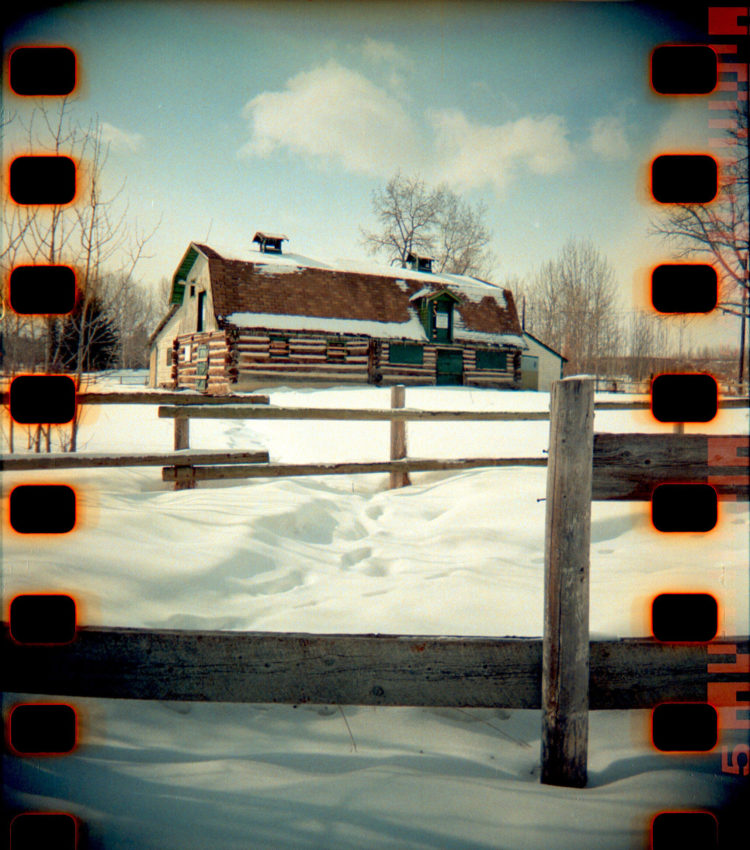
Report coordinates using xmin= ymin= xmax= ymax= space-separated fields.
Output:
xmin=149 ymin=238 xmax=526 ymax=392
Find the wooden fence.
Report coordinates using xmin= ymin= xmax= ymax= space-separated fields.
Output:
xmin=4 ymin=626 xmax=746 ymax=709
xmin=156 ymin=387 xmax=748 ymax=497
xmin=1 ymin=391 xmax=271 ymax=477
xmin=3 ymin=379 xmax=748 ymax=789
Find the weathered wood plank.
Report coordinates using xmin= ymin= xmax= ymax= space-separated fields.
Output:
xmin=162 ymin=457 xmax=547 ymax=481
xmin=174 ymin=417 xmax=190 ymax=451
xmin=542 ymin=377 xmax=594 ymax=787
xmin=591 ymin=433 xmax=749 ymax=500
xmin=148 ymin=435 xmax=747 ymax=499
xmin=1 ymin=449 xmax=270 ymax=471
xmin=2 ymin=626 xmax=745 ymax=708
xmin=390 ymin=384 xmax=410 ymax=489
xmin=158 ymin=405 xmax=552 ymax=421
xmin=593 ymin=398 xmax=748 ymax=410
xmin=46 ymin=392 xmax=269 ymax=406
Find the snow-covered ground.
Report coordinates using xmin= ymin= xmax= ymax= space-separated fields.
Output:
xmin=3 ymin=378 xmax=748 ymax=848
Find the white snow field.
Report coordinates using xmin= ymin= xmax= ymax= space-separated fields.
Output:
xmin=2 ymin=379 xmax=748 ymax=849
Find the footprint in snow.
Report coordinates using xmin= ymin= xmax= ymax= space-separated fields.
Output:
xmin=340 ymin=546 xmax=372 ymax=569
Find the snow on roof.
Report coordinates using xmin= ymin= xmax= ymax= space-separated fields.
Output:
xmin=226 ymin=311 xmax=429 ymax=341
xmin=253 ymin=231 xmax=289 ymax=241
xmin=453 ymin=312 xmax=527 ymax=348
xmin=200 ymin=245 xmax=506 ymax=302
xmin=247 ymin=249 xmax=334 ymax=270
xmin=330 ymin=257 xmax=507 ymax=306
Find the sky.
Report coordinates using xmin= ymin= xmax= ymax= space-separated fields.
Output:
xmin=2 ymin=0 xmax=740 ymax=348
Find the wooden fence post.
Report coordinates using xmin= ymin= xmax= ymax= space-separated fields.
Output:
xmin=173 ymin=416 xmax=195 ymax=490
xmin=541 ymin=376 xmax=595 ymax=787
xmin=174 ymin=416 xmax=190 ymax=450
xmin=389 ymin=385 xmax=411 ymax=489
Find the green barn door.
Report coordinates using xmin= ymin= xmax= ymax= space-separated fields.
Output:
xmin=436 ymin=349 xmax=463 ymax=385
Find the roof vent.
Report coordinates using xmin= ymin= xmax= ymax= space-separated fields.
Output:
xmin=406 ymin=252 xmax=433 ymax=273
xmin=253 ymin=231 xmax=288 ymax=254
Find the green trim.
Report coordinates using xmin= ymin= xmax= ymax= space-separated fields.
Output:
xmin=170 ymin=245 xmax=200 ymax=305
xmin=389 ymin=343 xmax=423 ymax=365
xmin=476 ymin=349 xmax=507 ymax=370
xmin=421 ymin=289 xmax=460 ymax=304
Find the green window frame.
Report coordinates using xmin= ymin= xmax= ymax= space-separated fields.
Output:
xmin=476 ymin=349 xmax=507 ymax=370
xmin=388 ymin=343 xmax=423 ymax=365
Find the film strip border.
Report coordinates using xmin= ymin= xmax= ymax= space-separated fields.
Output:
xmin=705 ymin=3 xmax=750 ymax=820
xmin=5 ymin=46 xmax=83 ymax=849
xmin=648 ymin=6 xmax=749 ymax=848
xmin=3 ymin=14 xmax=749 ymax=850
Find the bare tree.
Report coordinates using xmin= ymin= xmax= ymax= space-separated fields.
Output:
xmin=523 ymin=238 xmax=622 ymax=377
xmin=651 ymin=102 xmax=749 ymax=389
xmin=1 ymin=98 xmax=159 ymax=450
xmin=433 ymin=192 xmax=493 ymax=276
xmin=361 ymin=173 xmax=494 ymax=277
xmin=104 ymin=273 xmax=163 ymax=368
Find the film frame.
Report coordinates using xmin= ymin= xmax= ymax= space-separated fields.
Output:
xmin=2 ymin=2 xmax=749 ymax=848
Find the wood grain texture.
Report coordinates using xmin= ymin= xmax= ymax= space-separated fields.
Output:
xmin=73 ymin=392 xmax=268 ymax=405
xmin=389 ymin=385 xmax=411 ymax=489
xmin=542 ymin=377 xmax=595 ymax=787
xmin=591 ymin=433 xmax=749 ymax=500
xmin=3 ymin=626 xmax=745 ymax=709
xmin=1 ymin=449 xmax=270 ymax=471
xmin=162 ymin=457 xmax=547 ymax=481
xmin=174 ymin=417 xmax=190 ymax=451
xmin=158 ymin=405 xmax=552 ymax=421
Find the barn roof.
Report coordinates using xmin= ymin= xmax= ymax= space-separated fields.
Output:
xmin=175 ymin=243 xmax=524 ymax=345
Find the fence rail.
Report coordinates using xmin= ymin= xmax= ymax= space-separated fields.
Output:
xmin=1 ymin=391 xmax=270 ymax=406
xmin=157 ymin=398 xmax=749 ymax=420
xmin=2 ymin=449 xmax=269 ymax=471
xmin=159 ymin=433 xmax=748 ymax=500
xmin=3 ymin=625 xmax=746 ymax=710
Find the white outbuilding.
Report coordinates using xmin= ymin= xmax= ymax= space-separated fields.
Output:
xmin=520 ymin=331 xmax=567 ymax=391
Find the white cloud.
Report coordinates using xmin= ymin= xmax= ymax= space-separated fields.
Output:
xmin=588 ymin=116 xmax=630 ymax=159
xmin=361 ymin=38 xmax=410 ymax=68
xmin=100 ymin=121 xmax=143 ymax=153
xmin=239 ymin=60 xmax=421 ymax=175
xmin=429 ymin=109 xmax=575 ymax=193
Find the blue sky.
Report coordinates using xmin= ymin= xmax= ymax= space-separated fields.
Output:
xmin=4 ymin=1 xmax=732 ymax=343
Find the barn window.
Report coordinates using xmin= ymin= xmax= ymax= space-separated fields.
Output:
xmin=197 ymin=291 xmax=207 ymax=332
xmin=389 ymin=343 xmax=423 ymax=365
xmin=476 ymin=349 xmax=507 ymax=370
xmin=165 ymin=349 xmax=172 ymax=366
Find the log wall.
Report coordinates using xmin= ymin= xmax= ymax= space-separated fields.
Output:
xmin=210 ymin=331 xmax=523 ymax=389
xmin=231 ymin=331 xmax=370 ymax=385
xmin=174 ymin=331 xmax=231 ymax=394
